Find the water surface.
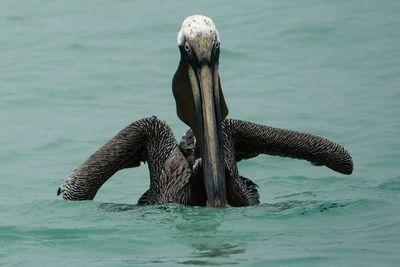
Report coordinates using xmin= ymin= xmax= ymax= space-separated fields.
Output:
xmin=1 ymin=1 xmax=400 ymax=266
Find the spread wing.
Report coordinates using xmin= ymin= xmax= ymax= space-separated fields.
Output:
xmin=57 ymin=117 xmax=182 ymax=200
xmin=225 ymin=119 xmax=353 ymax=175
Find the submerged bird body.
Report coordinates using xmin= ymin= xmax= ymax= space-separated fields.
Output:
xmin=58 ymin=15 xmax=353 ymax=207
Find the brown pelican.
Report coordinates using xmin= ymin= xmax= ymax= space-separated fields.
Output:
xmin=57 ymin=15 xmax=353 ymax=207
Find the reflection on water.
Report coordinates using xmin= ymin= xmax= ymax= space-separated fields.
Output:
xmin=97 ymin=199 xmax=351 ymax=223
xmin=96 ymin=199 xmax=353 ymax=265
xmin=180 ymin=243 xmax=246 ymax=265
xmin=174 ymin=207 xmax=247 ymax=265
xmin=98 ymin=199 xmax=349 ymax=213
xmin=191 ymin=243 xmax=246 ymax=258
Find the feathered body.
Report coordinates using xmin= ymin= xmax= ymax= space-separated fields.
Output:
xmin=58 ymin=15 xmax=353 ymax=207
xmin=58 ymin=117 xmax=352 ymax=206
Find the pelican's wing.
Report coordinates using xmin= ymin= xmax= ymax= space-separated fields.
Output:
xmin=224 ymin=119 xmax=353 ymax=175
xmin=57 ymin=117 xmax=181 ymax=200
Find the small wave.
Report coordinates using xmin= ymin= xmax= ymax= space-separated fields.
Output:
xmin=274 ymin=190 xmax=317 ymax=199
xmin=220 ymin=48 xmax=248 ymax=60
xmin=259 ymin=198 xmax=385 ymax=217
xmin=5 ymin=15 xmax=27 ymax=22
xmin=98 ymin=202 xmax=138 ymax=212
xmin=279 ymin=25 xmax=336 ymax=37
xmin=66 ymin=43 xmax=87 ymax=51
xmin=377 ymin=176 xmax=400 ymax=191
xmin=36 ymin=137 xmax=75 ymax=150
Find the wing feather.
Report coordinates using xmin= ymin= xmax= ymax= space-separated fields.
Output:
xmin=225 ymin=119 xmax=353 ymax=175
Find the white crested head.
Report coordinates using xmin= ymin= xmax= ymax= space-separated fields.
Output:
xmin=177 ymin=15 xmax=220 ymax=45
xmin=177 ymin=15 xmax=220 ymax=61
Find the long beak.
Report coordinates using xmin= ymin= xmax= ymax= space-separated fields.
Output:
xmin=188 ymin=62 xmax=228 ymax=207
xmin=172 ymin=53 xmax=229 ymax=207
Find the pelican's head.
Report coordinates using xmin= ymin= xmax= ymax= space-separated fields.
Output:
xmin=177 ymin=15 xmax=220 ymax=65
xmin=173 ymin=15 xmax=229 ymax=207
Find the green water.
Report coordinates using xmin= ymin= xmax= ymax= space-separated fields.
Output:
xmin=1 ymin=0 xmax=400 ymax=266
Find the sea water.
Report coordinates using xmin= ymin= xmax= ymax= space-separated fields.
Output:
xmin=1 ymin=0 xmax=399 ymax=266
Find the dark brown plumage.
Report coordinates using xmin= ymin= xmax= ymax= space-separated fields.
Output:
xmin=58 ymin=117 xmax=352 ymax=206
xmin=57 ymin=15 xmax=353 ymax=207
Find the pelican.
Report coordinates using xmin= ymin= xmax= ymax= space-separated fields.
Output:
xmin=57 ymin=15 xmax=353 ymax=207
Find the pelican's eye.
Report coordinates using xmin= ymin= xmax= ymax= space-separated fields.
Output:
xmin=214 ymin=41 xmax=220 ymax=49
xmin=184 ymin=42 xmax=192 ymax=54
